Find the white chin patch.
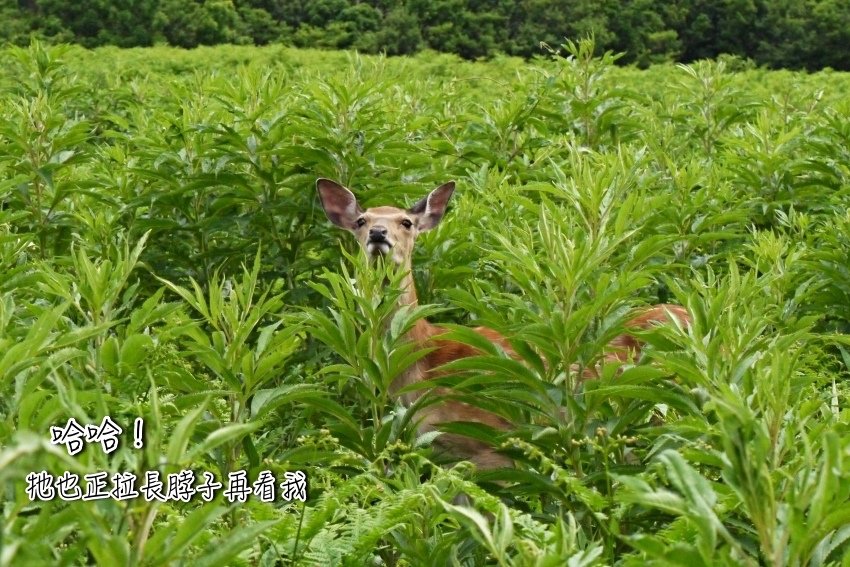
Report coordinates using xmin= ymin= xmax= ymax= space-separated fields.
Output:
xmin=366 ymin=242 xmax=391 ymax=256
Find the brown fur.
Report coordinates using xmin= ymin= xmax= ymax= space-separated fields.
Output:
xmin=317 ymin=179 xmax=691 ymax=470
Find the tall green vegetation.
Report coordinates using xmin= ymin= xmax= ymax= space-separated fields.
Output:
xmin=3 ymin=0 xmax=850 ymax=70
xmin=0 ymin=39 xmax=849 ymax=565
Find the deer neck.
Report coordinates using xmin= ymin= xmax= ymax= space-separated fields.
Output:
xmin=387 ymin=264 xmax=438 ymax=403
xmin=394 ymin=267 xmax=437 ymax=343
xmin=397 ymin=268 xmax=419 ymax=311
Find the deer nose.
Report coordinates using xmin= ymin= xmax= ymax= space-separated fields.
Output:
xmin=369 ymin=227 xmax=388 ymax=241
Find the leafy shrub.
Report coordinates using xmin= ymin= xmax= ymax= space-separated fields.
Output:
xmin=0 ymin=38 xmax=848 ymax=565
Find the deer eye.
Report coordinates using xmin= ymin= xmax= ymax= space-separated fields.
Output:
xmin=401 ymin=219 xmax=413 ymax=229
xmin=356 ymin=218 xmax=366 ymax=228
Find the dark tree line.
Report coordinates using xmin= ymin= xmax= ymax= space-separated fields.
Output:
xmin=2 ymin=0 xmax=849 ymax=70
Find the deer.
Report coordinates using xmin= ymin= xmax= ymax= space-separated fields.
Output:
xmin=316 ymin=178 xmax=691 ymax=471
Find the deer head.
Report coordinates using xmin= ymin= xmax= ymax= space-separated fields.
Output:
xmin=316 ymin=178 xmax=456 ymax=267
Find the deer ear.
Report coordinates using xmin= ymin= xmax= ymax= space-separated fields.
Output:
xmin=409 ymin=181 xmax=455 ymax=231
xmin=317 ymin=178 xmax=363 ymax=230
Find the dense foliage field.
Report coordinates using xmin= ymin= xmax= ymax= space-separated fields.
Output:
xmin=1 ymin=40 xmax=849 ymax=565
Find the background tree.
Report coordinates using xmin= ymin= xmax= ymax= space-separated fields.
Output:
xmin=376 ymin=5 xmax=422 ymax=56
xmin=4 ymin=0 xmax=850 ymax=70
xmin=25 ymin=0 xmax=158 ymax=47
xmin=409 ymin=0 xmax=510 ymax=59
xmin=605 ymin=0 xmax=681 ymax=66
